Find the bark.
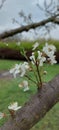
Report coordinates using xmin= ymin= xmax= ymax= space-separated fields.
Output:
xmin=0 ymin=74 xmax=59 ymax=130
xmin=0 ymin=14 xmax=59 ymax=39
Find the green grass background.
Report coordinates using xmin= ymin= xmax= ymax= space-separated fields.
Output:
xmin=0 ymin=39 xmax=59 ymax=51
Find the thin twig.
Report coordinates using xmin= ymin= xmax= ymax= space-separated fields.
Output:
xmin=25 ymin=74 xmax=37 ymax=85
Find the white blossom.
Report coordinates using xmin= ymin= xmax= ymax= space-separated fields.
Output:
xmin=30 ymin=51 xmax=46 ymax=66
xmin=10 ymin=68 xmax=15 ymax=74
xmin=20 ymin=62 xmax=29 ymax=77
xmin=37 ymin=51 xmax=42 ymax=59
xmin=24 ymin=86 xmax=29 ymax=92
xmin=48 ymin=55 xmax=57 ymax=65
xmin=39 ymin=56 xmax=46 ymax=66
xmin=42 ymin=43 xmax=57 ymax=65
xmin=23 ymin=80 xmax=29 ymax=92
xmin=8 ymin=102 xmax=22 ymax=111
xmin=32 ymin=42 xmax=39 ymax=50
xmin=23 ymin=62 xmax=29 ymax=69
xmin=43 ymin=70 xmax=47 ymax=75
xmin=37 ymin=51 xmax=46 ymax=66
xmin=48 ymin=44 xmax=56 ymax=52
xmin=13 ymin=69 xmax=20 ymax=78
xmin=47 ymin=51 xmax=55 ymax=58
xmin=10 ymin=62 xmax=29 ymax=78
xmin=19 ymin=80 xmax=29 ymax=92
xmin=18 ymin=83 xmax=23 ymax=88
xmin=30 ymin=52 xmax=35 ymax=64
xmin=42 ymin=43 xmax=56 ymax=56
xmin=10 ymin=64 xmax=20 ymax=78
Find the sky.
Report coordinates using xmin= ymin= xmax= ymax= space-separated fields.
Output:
xmin=0 ymin=0 xmax=59 ymax=40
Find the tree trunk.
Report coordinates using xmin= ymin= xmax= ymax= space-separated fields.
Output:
xmin=0 ymin=14 xmax=59 ymax=39
xmin=0 ymin=74 xmax=59 ymax=130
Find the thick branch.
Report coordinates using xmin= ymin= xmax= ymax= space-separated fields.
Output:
xmin=0 ymin=14 xmax=59 ymax=39
xmin=53 ymin=18 xmax=59 ymax=24
xmin=0 ymin=74 xmax=59 ymax=130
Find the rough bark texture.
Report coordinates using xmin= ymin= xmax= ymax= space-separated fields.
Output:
xmin=0 ymin=74 xmax=59 ymax=130
xmin=0 ymin=14 xmax=59 ymax=39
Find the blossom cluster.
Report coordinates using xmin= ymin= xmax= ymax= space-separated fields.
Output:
xmin=30 ymin=42 xmax=57 ymax=66
xmin=10 ymin=62 xmax=29 ymax=78
xmin=9 ymin=42 xmax=57 ymax=90
xmin=10 ymin=42 xmax=57 ymax=79
xmin=30 ymin=51 xmax=46 ymax=66
xmin=42 ymin=43 xmax=57 ymax=65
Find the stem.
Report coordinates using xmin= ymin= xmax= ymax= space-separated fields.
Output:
xmin=21 ymin=50 xmax=40 ymax=87
xmin=25 ymin=74 xmax=37 ymax=85
xmin=24 ymin=52 xmax=39 ymax=84
xmin=36 ymin=62 xmax=42 ymax=89
xmin=24 ymin=52 xmax=42 ymax=89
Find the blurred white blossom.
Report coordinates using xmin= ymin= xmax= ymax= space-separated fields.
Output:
xmin=10 ymin=64 xmax=20 ymax=78
xmin=19 ymin=80 xmax=29 ymax=92
xmin=10 ymin=62 xmax=29 ymax=78
xmin=8 ymin=102 xmax=22 ymax=111
xmin=39 ymin=56 xmax=46 ymax=66
xmin=48 ymin=55 xmax=57 ymax=65
xmin=20 ymin=62 xmax=29 ymax=77
xmin=43 ymin=70 xmax=47 ymax=75
xmin=42 ymin=43 xmax=56 ymax=56
xmin=6 ymin=43 xmax=8 ymax=46
xmin=30 ymin=52 xmax=35 ymax=64
xmin=32 ymin=42 xmax=39 ymax=50
xmin=23 ymin=80 xmax=29 ymax=92
xmin=42 ymin=43 xmax=57 ymax=65
xmin=37 ymin=51 xmax=46 ymax=66
xmin=18 ymin=83 xmax=23 ymax=88
xmin=30 ymin=51 xmax=46 ymax=66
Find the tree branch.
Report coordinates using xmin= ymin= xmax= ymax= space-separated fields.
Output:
xmin=0 ymin=14 xmax=59 ymax=39
xmin=0 ymin=74 xmax=59 ymax=130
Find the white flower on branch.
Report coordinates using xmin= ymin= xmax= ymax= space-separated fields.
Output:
xmin=48 ymin=55 xmax=57 ymax=65
xmin=42 ymin=43 xmax=56 ymax=56
xmin=10 ymin=64 xmax=20 ymax=78
xmin=39 ymin=56 xmax=46 ymax=66
xmin=8 ymin=102 xmax=22 ymax=111
xmin=23 ymin=80 xmax=29 ymax=92
xmin=37 ymin=51 xmax=46 ymax=66
xmin=20 ymin=62 xmax=29 ymax=77
xmin=30 ymin=51 xmax=46 ymax=66
xmin=10 ymin=62 xmax=29 ymax=78
xmin=19 ymin=80 xmax=29 ymax=92
xmin=30 ymin=52 xmax=35 ymax=64
xmin=37 ymin=51 xmax=42 ymax=59
xmin=42 ymin=43 xmax=57 ymax=65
